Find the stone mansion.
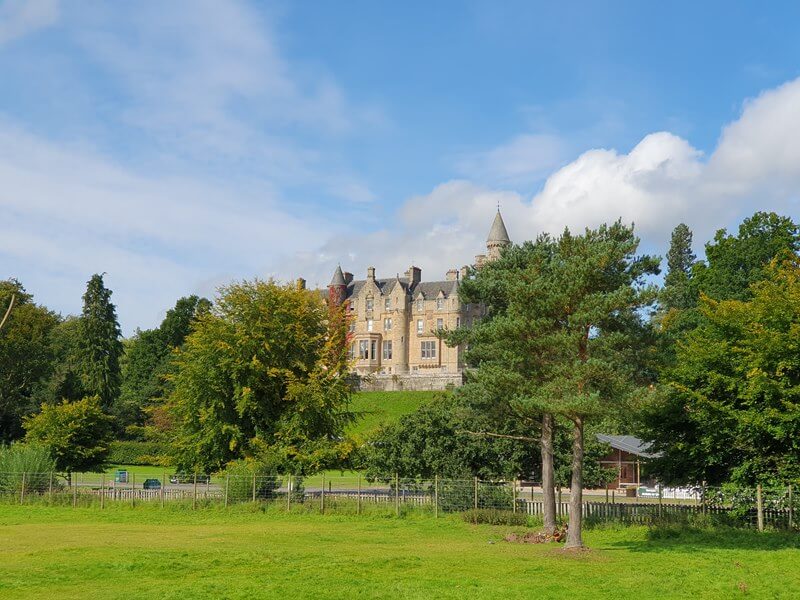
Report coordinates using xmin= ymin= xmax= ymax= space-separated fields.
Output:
xmin=326 ymin=210 xmax=511 ymax=390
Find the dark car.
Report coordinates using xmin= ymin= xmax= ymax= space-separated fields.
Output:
xmin=142 ymin=478 xmax=161 ymax=490
xmin=169 ymin=474 xmax=211 ymax=485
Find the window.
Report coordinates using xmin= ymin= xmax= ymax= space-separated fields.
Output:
xmin=416 ymin=319 xmax=423 ymax=333
xmin=367 ymin=319 xmax=374 ymax=332
xmin=383 ymin=340 xmax=393 ymax=360
xmin=436 ymin=318 xmax=443 ymax=330
xmin=436 ymin=298 xmax=444 ymax=310
xmin=384 ymin=317 xmax=392 ymax=330
xmin=348 ymin=321 xmax=355 ymax=333
xmin=347 ymin=343 xmax=355 ymax=360
xmin=370 ymin=340 xmax=377 ymax=360
xmin=366 ymin=298 xmax=374 ymax=311
xmin=456 ymin=317 xmax=461 ymax=328
xmin=359 ymin=340 xmax=369 ymax=359
xmin=384 ymin=298 xmax=391 ymax=311
xmin=421 ymin=340 xmax=437 ymax=359
xmin=416 ymin=298 xmax=423 ymax=311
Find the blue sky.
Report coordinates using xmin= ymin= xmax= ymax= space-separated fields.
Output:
xmin=2 ymin=0 xmax=800 ymax=333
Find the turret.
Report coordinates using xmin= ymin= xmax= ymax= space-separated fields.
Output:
xmin=485 ymin=210 xmax=511 ymax=261
xmin=328 ymin=265 xmax=347 ymax=306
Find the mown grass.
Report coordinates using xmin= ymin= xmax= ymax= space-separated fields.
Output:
xmin=0 ymin=503 xmax=797 ymax=599
xmin=346 ymin=390 xmax=439 ymax=438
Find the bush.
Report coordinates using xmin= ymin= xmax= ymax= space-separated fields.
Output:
xmin=437 ymin=479 xmax=514 ymax=512
xmin=0 ymin=444 xmax=57 ymax=493
xmin=223 ymin=460 xmax=283 ymax=503
xmin=461 ymin=508 xmax=529 ymax=526
xmin=108 ymin=441 xmax=169 ymax=465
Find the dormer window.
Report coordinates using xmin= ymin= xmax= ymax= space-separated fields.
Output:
xmin=417 ymin=298 xmax=423 ymax=311
xmin=366 ymin=298 xmax=374 ymax=311
xmin=436 ymin=298 xmax=444 ymax=310
xmin=384 ymin=298 xmax=390 ymax=311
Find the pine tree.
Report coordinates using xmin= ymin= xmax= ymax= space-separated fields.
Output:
xmin=79 ymin=274 xmax=123 ymax=408
xmin=662 ymin=223 xmax=697 ymax=310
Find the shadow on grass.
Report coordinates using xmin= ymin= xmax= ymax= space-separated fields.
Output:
xmin=607 ymin=525 xmax=800 ymax=552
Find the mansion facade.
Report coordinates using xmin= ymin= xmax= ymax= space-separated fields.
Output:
xmin=327 ymin=211 xmax=511 ymax=389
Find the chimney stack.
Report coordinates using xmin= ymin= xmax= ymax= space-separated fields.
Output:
xmin=446 ymin=269 xmax=458 ymax=281
xmin=367 ymin=266 xmax=376 ymax=280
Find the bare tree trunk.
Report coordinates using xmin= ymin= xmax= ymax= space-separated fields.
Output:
xmin=565 ymin=416 xmax=584 ymax=549
xmin=540 ymin=412 xmax=557 ymax=535
xmin=0 ymin=294 xmax=15 ymax=332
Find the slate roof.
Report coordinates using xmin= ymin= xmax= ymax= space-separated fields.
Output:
xmin=345 ymin=277 xmax=458 ymax=299
xmin=329 ymin=265 xmax=346 ymax=286
xmin=595 ymin=434 xmax=660 ymax=458
xmin=487 ymin=210 xmax=511 ymax=244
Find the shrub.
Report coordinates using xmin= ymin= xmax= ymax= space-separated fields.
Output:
xmin=223 ymin=460 xmax=283 ymax=503
xmin=108 ymin=440 xmax=169 ymax=465
xmin=0 ymin=444 xmax=57 ymax=493
xmin=461 ymin=508 xmax=529 ymax=526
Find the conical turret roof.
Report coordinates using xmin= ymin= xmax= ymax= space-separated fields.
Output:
xmin=329 ymin=265 xmax=346 ymax=286
xmin=487 ymin=210 xmax=510 ymax=244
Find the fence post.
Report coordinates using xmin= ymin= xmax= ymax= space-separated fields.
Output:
xmin=658 ymin=484 xmax=663 ymax=518
xmin=557 ymin=488 xmax=562 ymax=518
xmin=757 ymin=484 xmax=764 ymax=532
xmin=357 ymin=474 xmax=361 ymax=516
xmin=160 ymin=471 xmax=165 ymax=508
xmin=287 ymin=474 xmax=292 ymax=512
xmin=321 ymin=473 xmax=325 ymax=514
xmin=251 ymin=472 xmax=256 ymax=503
xmin=473 ymin=477 xmax=478 ymax=510
xmin=20 ymin=472 xmax=26 ymax=504
xmin=394 ymin=473 xmax=399 ymax=517
xmin=789 ymin=484 xmax=793 ymax=530
xmin=605 ymin=484 xmax=609 ymax=504
xmin=72 ymin=474 xmax=77 ymax=508
xmin=224 ymin=474 xmax=229 ymax=508
xmin=131 ymin=472 xmax=136 ymax=508
xmin=434 ymin=475 xmax=439 ymax=518
xmin=194 ymin=472 xmax=198 ymax=510
xmin=48 ymin=472 xmax=53 ymax=504
xmin=100 ymin=474 xmax=105 ymax=509
xmin=512 ymin=479 xmax=517 ymax=513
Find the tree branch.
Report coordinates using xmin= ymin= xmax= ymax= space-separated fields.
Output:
xmin=457 ymin=429 xmax=539 ymax=443
xmin=0 ymin=294 xmax=15 ymax=332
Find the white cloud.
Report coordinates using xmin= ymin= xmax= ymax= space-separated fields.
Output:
xmin=0 ymin=0 xmax=58 ymax=45
xmin=291 ymin=77 xmax=800 ymax=288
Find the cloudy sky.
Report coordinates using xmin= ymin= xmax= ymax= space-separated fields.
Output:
xmin=2 ymin=0 xmax=800 ymax=333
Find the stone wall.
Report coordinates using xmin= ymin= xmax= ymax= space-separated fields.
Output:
xmin=350 ymin=371 xmax=465 ymax=392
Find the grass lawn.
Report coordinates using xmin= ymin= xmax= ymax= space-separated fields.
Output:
xmin=0 ymin=504 xmax=797 ymax=599
xmin=346 ymin=390 xmax=440 ymax=438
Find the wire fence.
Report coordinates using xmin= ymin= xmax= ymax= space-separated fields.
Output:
xmin=0 ymin=471 xmax=796 ymax=530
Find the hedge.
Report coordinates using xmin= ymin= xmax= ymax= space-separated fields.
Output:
xmin=108 ymin=441 xmax=170 ymax=466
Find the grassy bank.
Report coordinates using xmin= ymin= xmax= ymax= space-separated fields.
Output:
xmin=346 ymin=390 xmax=439 ymax=437
xmin=0 ymin=504 xmax=797 ymax=599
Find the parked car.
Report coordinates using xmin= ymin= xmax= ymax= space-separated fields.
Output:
xmin=169 ymin=474 xmax=211 ymax=485
xmin=142 ymin=478 xmax=161 ymax=490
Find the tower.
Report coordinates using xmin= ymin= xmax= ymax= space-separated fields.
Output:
xmin=486 ymin=209 xmax=511 ymax=261
xmin=328 ymin=265 xmax=347 ymax=306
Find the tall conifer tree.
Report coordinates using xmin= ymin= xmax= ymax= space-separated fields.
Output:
xmin=79 ymin=274 xmax=123 ymax=408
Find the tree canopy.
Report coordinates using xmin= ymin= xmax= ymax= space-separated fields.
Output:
xmin=168 ymin=280 xmax=353 ymax=473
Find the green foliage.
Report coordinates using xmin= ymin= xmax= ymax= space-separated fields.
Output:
xmin=168 ymin=280 xmax=353 ymax=472
xmin=107 ymin=440 xmax=169 ymax=466
xmin=24 ymin=396 xmax=115 ymax=474
xmin=661 ymin=223 xmax=698 ymax=312
xmin=223 ymin=459 xmax=283 ymax=501
xmin=461 ymin=508 xmax=529 ymax=526
xmin=0 ymin=280 xmax=60 ymax=442
xmin=693 ymin=211 xmax=800 ymax=302
xmin=79 ymin=274 xmax=123 ymax=407
xmin=363 ymin=393 xmax=537 ymax=480
xmin=32 ymin=317 xmax=86 ymax=405
xmin=117 ymin=295 xmax=210 ymax=429
xmin=643 ymin=257 xmax=800 ymax=486
xmin=0 ymin=444 xmax=57 ymax=493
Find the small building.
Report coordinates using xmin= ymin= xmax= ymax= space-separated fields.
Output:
xmin=596 ymin=434 xmax=658 ymax=489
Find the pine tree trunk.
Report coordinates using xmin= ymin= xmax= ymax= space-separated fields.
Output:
xmin=540 ymin=412 xmax=557 ymax=535
xmin=565 ymin=416 xmax=584 ymax=549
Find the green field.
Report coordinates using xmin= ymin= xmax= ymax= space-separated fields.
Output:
xmin=346 ymin=390 xmax=439 ymax=437
xmin=0 ymin=504 xmax=797 ymax=599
